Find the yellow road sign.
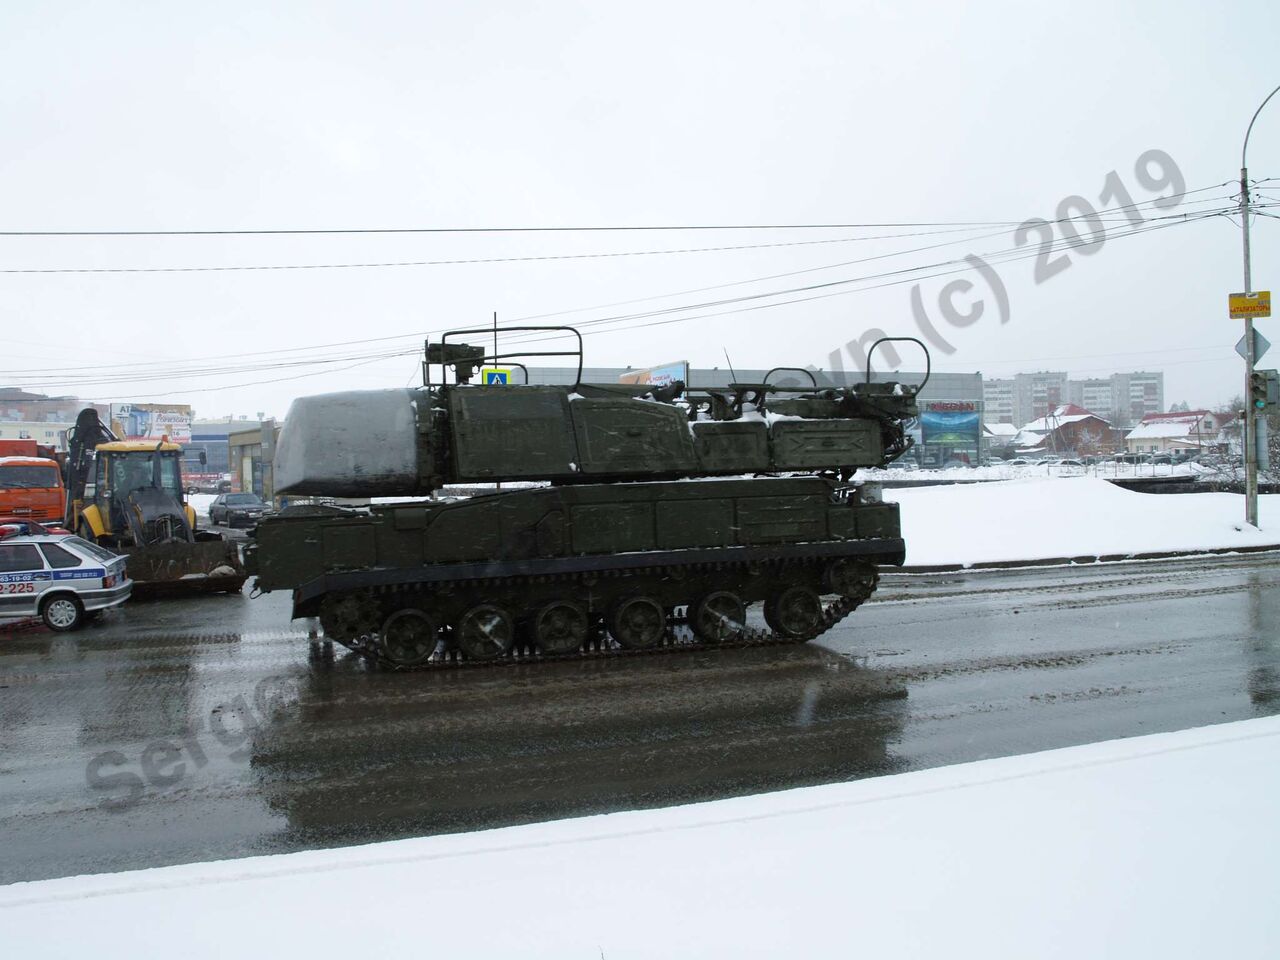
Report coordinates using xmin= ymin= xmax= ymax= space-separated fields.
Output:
xmin=1229 ymin=291 xmax=1271 ymax=319
xmin=482 ymin=367 xmax=511 ymax=385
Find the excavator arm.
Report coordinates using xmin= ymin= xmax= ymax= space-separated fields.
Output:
xmin=64 ymin=408 xmax=118 ymax=532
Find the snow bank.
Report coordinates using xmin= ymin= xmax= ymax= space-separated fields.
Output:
xmin=187 ymin=493 xmax=217 ymax=514
xmin=861 ymin=460 xmax=1214 ymax=482
xmin=3 ymin=717 xmax=1278 ymax=958
xmin=886 ymin=477 xmax=1279 ymax=566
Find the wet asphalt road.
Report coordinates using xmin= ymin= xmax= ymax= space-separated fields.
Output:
xmin=2 ymin=551 xmax=1278 ymax=885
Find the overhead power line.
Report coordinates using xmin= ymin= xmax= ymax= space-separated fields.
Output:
xmin=5 ymin=347 xmax=420 ymax=389
xmin=0 ymin=180 xmax=1233 ymax=239
xmin=3 ymin=206 xmax=1236 ymax=393
xmin=10 ymin=196 xmax=1237 ymax=385
xmin=498 ymin=207 xmax=1234 ymax=345
xmin=3 ymin=187 xmax=1249 ymax=397
xmin=0 ymin=220 xmax=1040 ymax=237
xmin=0 ymin=226 xmax=1006 ymax=275
xmin=8 ymin=189 xmax=1237 ymax=382
xmin=510 ymin=193 xmax=1239 ymax=326
xmin=0 ymin=185 xmax=1238 ymax=277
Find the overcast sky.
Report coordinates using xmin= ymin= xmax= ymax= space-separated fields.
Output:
xmin=2 ymin=0 xmax=1278 ymax=418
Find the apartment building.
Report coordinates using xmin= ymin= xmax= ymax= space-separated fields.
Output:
xmin=982 ymin=378 xmax=1015 ymax=424
xmin=984 ymin=371 xmax=1166 ymax=428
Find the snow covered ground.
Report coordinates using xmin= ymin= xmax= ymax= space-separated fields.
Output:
xmin=861 ymin=459 xmax=1217 ymax=483
xmin=188 ymin=493 xmax=216 ymax=515
xmin=3 ymin=716 xmax=1278 ymax=958
xmin=887 ymin=477 xmax=1280 ymax=566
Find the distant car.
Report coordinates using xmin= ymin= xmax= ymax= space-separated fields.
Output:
xmin=885 ymin=459 xmax=917 ymax=471
xmin=982 ymin=456 xmax=1006 ymax=466
xmin=209 ymin=493 xmax=271 ymax=528
xmin=1055 ymin=458 xmax=1085 ymax=468
xmin=1149 ymin=454 xmax=1174 ymax=466
xmin=1005 ymin=457 xmax=1033 ymax=466
xmin=0 ymin=522 xmax=131 ymax=631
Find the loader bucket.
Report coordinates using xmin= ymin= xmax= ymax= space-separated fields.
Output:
xmin=123 ymin=539 xmax=248 ymax=598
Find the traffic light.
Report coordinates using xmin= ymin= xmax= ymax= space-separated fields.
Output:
xmin=1249 ymin=371 xmax=1269 ymax=412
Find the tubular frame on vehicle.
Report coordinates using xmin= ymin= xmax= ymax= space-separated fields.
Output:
xmin=427 ymin=326 xmax=584 ymax=387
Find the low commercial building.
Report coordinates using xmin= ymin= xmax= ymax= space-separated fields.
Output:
xmin=0 ymin=389 xmax=91 ymax=424
xmin=0 ymin=420 xmax=74 ymax=452
xmin=228 ymin=421 xmax=281 ymax=499
xmin=188 ymin=418 xmax=265 ymax=477
xmin=983 ymin=422 xmax=1020 ymax=457
xmin=1124 ymin=411 xmax=1217 ymax=455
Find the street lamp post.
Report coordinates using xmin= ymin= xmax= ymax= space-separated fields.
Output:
xmin=1240 ymin=82 xmax=1280 ymax=528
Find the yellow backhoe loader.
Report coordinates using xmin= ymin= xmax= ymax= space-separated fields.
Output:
xmin=64 ymin=408 xmax=247 ymax=596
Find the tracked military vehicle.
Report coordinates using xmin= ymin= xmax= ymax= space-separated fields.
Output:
xmin=244 ymin=328 xmax=924 ymax=667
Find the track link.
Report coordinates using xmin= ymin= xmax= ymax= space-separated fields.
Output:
xmin=323 ymin=557 xmax=880 ymax=670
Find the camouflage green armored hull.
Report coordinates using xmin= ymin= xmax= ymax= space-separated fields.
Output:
xmin=245 ymin=329 xmax=923 ymax=667
xmin=247 ymin=475 xmax=903 ymax=665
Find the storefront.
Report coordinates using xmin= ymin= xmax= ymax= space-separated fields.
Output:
xmin=227 ymin=421 xmax=280 ymax=501
xmin=917 ymin=400 xmax=985 ymax=467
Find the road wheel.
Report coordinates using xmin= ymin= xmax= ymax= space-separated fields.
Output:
xmin=41 ymin=594 xmax=84 ymax=632
xmin=533 ymin=600 xmax=589 ymax=655
xmin=379 ymin=609 xmax=439 ymax=667
xmin=823 ymin=559 xmax=878 ymax=599
xmin=691 ymin=591 xmax=746 ymax=643
xmin=608 ymin=596 xmax=665 ymax=649
xmin=764 ymin=586 xmax=823 ymax=640
xmin=456 ymin=604 xmax=515 ymax=660
xmin=319 ymin=592 xmax=381 ymax=642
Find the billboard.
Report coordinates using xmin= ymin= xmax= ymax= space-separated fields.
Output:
xmin=618 ymin=361 xmax=689 ymax=388
xmin=920 ymin=400 xmax=981 ymax=446
xmin=110 ymin=403 xmax=193 ymax=444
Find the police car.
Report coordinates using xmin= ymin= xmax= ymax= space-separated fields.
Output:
xmin=0 ymin=521 xmax=132 ymax=631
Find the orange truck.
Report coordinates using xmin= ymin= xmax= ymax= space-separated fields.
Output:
xmin=0 ymin=439 xmax=65 ymax=525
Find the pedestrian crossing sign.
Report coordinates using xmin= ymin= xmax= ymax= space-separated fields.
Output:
xmin=482 ymin=367 xmax=511 ymax=385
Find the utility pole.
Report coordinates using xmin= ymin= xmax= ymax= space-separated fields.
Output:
xmin=1239 ymin=83 xmax=1280 ymax=528
xmin=493 ymin=310 xmax=501 ymax=493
